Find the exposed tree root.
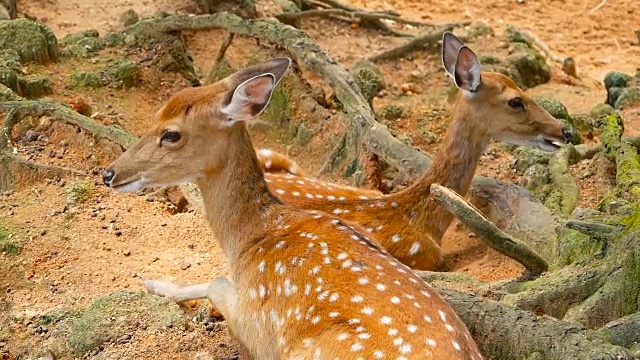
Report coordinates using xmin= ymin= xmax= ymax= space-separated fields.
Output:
xmin=368 ymin=25 xmax=467 ymax=63
xmin=431 ymin=184 xmax=549 ymax=275
xmin=506 ymin=25 xmax=578 ymax=77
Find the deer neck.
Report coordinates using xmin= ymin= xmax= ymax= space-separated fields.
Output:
xmin=195 ymin=124 xmax=280 ymax=262
xmin=402 ymin=100 xmax=489 ymax=242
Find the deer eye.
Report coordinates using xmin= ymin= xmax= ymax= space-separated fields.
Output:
xmin=161 ymin=130 xmax=181 ymax=144
xmin=508 ymin=97 xmax=524 ymax=109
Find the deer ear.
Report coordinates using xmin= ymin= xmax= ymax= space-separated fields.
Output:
xmin=441 ymin=32 xmax=465 ymax=78
xmin=221 ymin=57 xmax=292 ymax=124
xmin=453 ymin=46 xmax=482 ymax=92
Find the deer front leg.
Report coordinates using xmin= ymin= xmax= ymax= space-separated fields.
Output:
xmin=144 ymin=276 xmax=237 ymax=320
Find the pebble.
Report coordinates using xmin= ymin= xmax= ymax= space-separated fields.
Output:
xmin=115 ymin=230 xmax=123 ymax=237
xmin=180 ymin=262 xmax=191 ymax=270
xmin=123 ymin=249 xmax=131 ymax=256
xmin=116 ymin=334 xmax=132 ymax=344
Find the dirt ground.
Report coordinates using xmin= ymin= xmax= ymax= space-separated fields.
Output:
xmin=1 ymin=0 xmax=639 ymax=359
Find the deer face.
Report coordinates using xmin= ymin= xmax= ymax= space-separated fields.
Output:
xmin=441 ymin=32 xmax=573 ymax=152
xmin=102 ymin=57 xmax=292 ymax=192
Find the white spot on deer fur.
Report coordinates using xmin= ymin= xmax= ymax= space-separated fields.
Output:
xmin=258 ymin=261 xmax=265 ymax=273
xmin=410 ymin=278 xmax=418 ymax=284
xmin=391 ymin=234 xmax=401 ymax=243
xmin=421 ymin=290 xmax=431 ymax=298
xmin=452 ymin=341 xmax=461 ymax=351
xmin=275 ymin=189 xmax=285 ymax=195
xmin=329 ymin=293 xmax=339 ymax=302
xmin=438 ymin=310 xmax=447 ymax=322
xmin=324 ymin=257 xmax=331 ymax=264
xmin=407 ymin=324 xmax=418 ymax=333
xmin=329 ymin=311 xmax=339 ymax=318
xmin=265 ymin=159 xmax=272 ymax=169
xmin=337 ymin=253 xmax=348 ymax=260
xmin=311 ymin=316 xmax=321 ymax=324
xmin=361 ymin=307 xmax=373 ymax=315
xmin=297 ymin=180 xmax=304 ymax=185
xmin=399 ymin=344 xmax=412 ymax=354
xmin=350 ymin=343 xmax=363 ymax=352
xmin=333 ymin=209 xmax=344 ymax=214
xmin=342 ymin=259 xmax=353 ymax=268
xmin=306 ymin=193 xmax=314 ymax=199
xmin=424 ymin=315 xmax=433 ymax=323
xmin=358 ymin=333 xmax=371 ymax=339
xmin=426 ymin=338 xmax=438 ymax=347
xmin=445 ymin=324 xmax=455 ymax=332
xmin=376 ymin=284 xmax=387 ymax=291
xmin=351 ymin=295 xmax=364 ymax=303
xmin=375 ymin=265 xmax=383 ymax=270
xmin=373 ymin=350 xmax=384 ymax=359
xmin=348 ymin=318 xmax=361 ymax=324
xmin=302 ymin=338 xmax=313 ymax=348
xmin=393 ymin=337 xmax=403 ymax=346
xmin=358 ymin=277 xmax=369 ymax=285
xmin=380 ymin=316 xmax=392 ymax=325
xmin=275 ymin=240 xmax=285 ymax=249
xmin=327 ymin=195 xmax=336 ymax=200
xmin=337 ymin=333 xmax=349 ymax=341
xmin=292 ymin=191 xmax=300 ymax=196
xmin=339 ymin=196 xmax=346 ymax=200
xmin=351 ymin=266 xmax=362 ymax=272
xmin=393 ymin=280 xmax=401 ymax=286
xmin=388 ymin=328 xmax=398 ymax=336
xmin=311 ymin=266 xmax=321 ymax=275
xmin=409 ymin=241 xmax=421 ymax=255
xmin=248 ymin=288 xmax=257 ymax=300
xmin=391 ymin=296 xmax=400 ymax=304
xmin=318 ymin=290 xmax=329 ymax=301
xmin=259 ymin=284 xmax=266 ymax=298
xmin=305 ymin=284 xmax=312 ymax=296
xmin=359 ymin=195 xmax=368 ymax=199
xmin=355 ymin=326 xmax=365 ymax=333
xmin=414 ymin=302 xmax=421 ymax=309
xmin=315 ymin=194 xmax=323 ymax=199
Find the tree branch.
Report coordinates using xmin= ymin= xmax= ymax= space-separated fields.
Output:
xmin=368 ymin=26 xmax=466 ymax=63
xmin=430 ymin=183 xmax=549 ymax=275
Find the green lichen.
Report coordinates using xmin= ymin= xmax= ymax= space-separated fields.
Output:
xmin=0 ymin=49 xmax=23 ymax=92
xmin=0 ymin=83 xmax=22 ymax=101
xmin=0 ymin=221 xmax=20 ymax=256
xmin=556 ymin=227 xmax=604 ymax=266
xmin=350 ymin=60 xmax=384 ymax=107
xmin=60 ymin=30 xmax=105 ymax=58
xmin=376 ymin=105 xmax=403 ymax=121
xmin=590 ymin=103 xmax=616 ymax=121
xmin=522 ymin=164 xmax=552 ymax=201
xmin=68 ymin=291 xmax=186 ymax=355
xmin=606 ymin=87 xmax=625 ymax=107
xmin=19 ymin=76 xmax=53 ymax=98
xmin=68 ymin=72 xmax=103 ymax=89
xmin=0 ymin=18 xmax=59 ymax=63
xmin=511 ymin=147 xmax=551 ymax=174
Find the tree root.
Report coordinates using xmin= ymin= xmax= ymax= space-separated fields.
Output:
xmin=430 ymin=184 xmax=549 ymax=275
xmin=438 ymin=286 xmax=633 ymax=359
xmin=597 ymin=312 xmax=640 ymax=348
xmin=600 ymin=114 xmax=640 ymax=199
xmin=506 ymin=25 xmax=578 ymax=77
xmin=368 ymin=25 xmax=467 ymax=63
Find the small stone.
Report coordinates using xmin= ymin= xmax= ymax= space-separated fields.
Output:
xmin=24 ymin=130 xmax=40 ymax=142
xmin=114 ymin=230 xmax=123 ymax=237
xmin=123 ymin=249 xmax=131 ymax=256
xmin=180 ymin=262 xmax=191 ymax=270
xmin=116 ymin=334 xmax=132 ymax=344
xmin=40 ymin=229 xmax=47 ymax=236
xmin=145 ymin=196 xmax=154 ymax=202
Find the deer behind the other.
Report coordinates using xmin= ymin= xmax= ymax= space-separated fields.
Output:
xmin=103 ymin=58 xmax=483 ymax=359
xmin=248 ymin=32 xmax=573 ymax=271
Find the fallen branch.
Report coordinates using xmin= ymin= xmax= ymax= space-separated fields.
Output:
xmin=565 ymin=220 xmax=624 ymax=239
xmin=588 ymin=0 xmax=607 ymax=15
xmin=276 ymin=8 xmax=433 ymax=29
xmin=204 ymin=31 xmax=235 ymax=85
xmin=368 ymin=26 xmax=463 ymax=62
xmin=430 ymin=183 xmax=549 ymax=275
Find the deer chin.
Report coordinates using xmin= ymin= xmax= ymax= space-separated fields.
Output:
xmin=536 ymin=135 xmax=565 ymax=152
xmin=112 ymin=177 xmax=147 ymax=193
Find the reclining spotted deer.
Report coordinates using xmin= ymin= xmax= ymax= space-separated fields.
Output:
xmin=103 ymin=57 xmax=484 ymax=359
xmin=249 ymin=32 xmax=573 ymax=270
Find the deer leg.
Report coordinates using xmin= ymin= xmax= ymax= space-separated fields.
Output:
xmin=144 ymin=276 xmax=237 ymax=319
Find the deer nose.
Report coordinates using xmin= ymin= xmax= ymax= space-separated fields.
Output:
xmin=562 ymin=127 xmax=574 ymax=143
xmin=102 ymin=168 xmax=115 ymax=186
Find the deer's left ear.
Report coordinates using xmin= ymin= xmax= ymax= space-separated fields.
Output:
xmin=220 ymin=57 xmax=291 ymax=124
xmin=221 ymin=73 xmax=277 ymax=123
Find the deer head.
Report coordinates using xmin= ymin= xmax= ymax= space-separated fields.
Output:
xmin=102 ymin=58 xmax=292 ymax=192
xmin=442 ymin=32 xmax=573 ymax=151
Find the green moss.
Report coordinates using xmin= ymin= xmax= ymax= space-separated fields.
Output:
xmin=614 ymin=87 xmax=640 ymax=109
xmin=68 ymin=72 xmax=103 ymax=89
xmin=0 ymin=18 xmax=59 ymax=63
xmin=68 ymin=291 xmax=186 ymax=355
xmin=0 ymin=83 xmax=22 ymax=101
xmin=18 ymin=76 xmax=53 ymax=98
xmin=507 ymin=43 xmax=550 ymax=89
xmin=261 ymin=84 xmax=290 ymax=127
xmin=556 ymin=227 xmax=604 ymax=265
xmin=102 ymin=58 xmax=140 ymax=89
xmin=603 ymin=71 xmax=632 ymax=89
xmin=294 ymin=122 xmax=312 ymax=146
xmin=0 ymin=49 xmax=23 ymax=92
xmin=511 ymin=147 xmax=550 ymax=173
xmin=350 ymin=60 xmax=384 ymax=106
xmin=0 ymin=221 xmax=20 ymax=256
xmin=65 ymin=181 xmax=94 ymax=205
xmin=376 ymin=105 xmax=403 ymax=121
xmin=606 ymin=87 xmax=625 ymax=107
xmin=590 ymin=103 xmax=616 ymax=120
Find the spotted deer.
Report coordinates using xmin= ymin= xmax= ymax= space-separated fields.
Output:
xmin=103 ymin=57 xmax=483 ymax=359
xmin=250 ymin=32 xmax=573 ymax=271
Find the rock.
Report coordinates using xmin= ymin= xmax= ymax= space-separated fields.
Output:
xmin=65 ymin=181 xmax=94 ymax=205
xmin=0 ymin=83 xmax=22 ymax=101
xmin=60 ymin=30 xmax=105 ymax=58
xmin=590 ymin=103 xmax=616 ymax=120
xmin=603 ymin=71 xmax=632 ymax=90
xmin=614 ymin=87 xmax=640 ymax=109
xmin=510 ymin=146 xmax=551 ymax=174
xmin=24 ymin=130 xmax=40 ymax=142
xmin=532 ymin=96 xmax=582 ymax=144
xmin=19 ymin=76 xmax=53 ymax=98
xmin=68 ymin=291 xmax=186 ymax=355
xmin=0 ymin=19 xmax=59 ymax=63
xmin=180 ymin=262 xmax=191 ymax=270
xmin=521 ymin=164 xmax=552 ymax=200
xmin=68 ymin=72 xmax=103 ymax=89
xmin=606 ymin=86 xmax=626 ymax=107
xmin=376 ymin=105 xmax=403 ymax=121
xmin=120 ymin=9 xmax=140 ymax=27
xmin=102 ymin=58 xmax=141 ymax=89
